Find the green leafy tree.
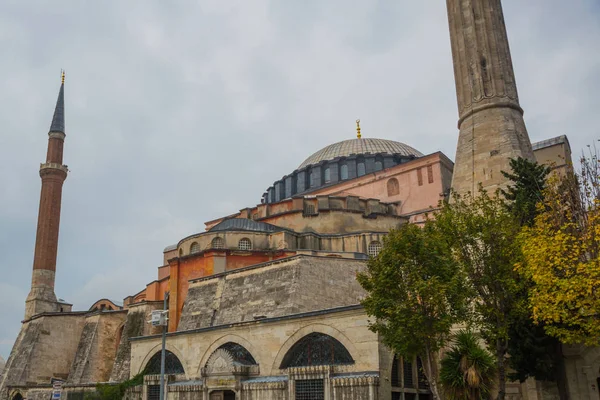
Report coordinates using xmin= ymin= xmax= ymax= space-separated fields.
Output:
xmin=357 ymin=221 xmax=470 ymax=400
xmin=500 ymin=158 xmax=566 ymax=398
xmin=440 ymin=330 xmax=497 ymax=400
xmin=436 ymin=189 xmax=522 ymax=400
xmin=500 ymin=157 xmax=550 ymax=227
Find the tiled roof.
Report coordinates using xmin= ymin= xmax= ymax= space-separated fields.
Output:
xmin=298 ymin=138 xmax=423 ymax=169
xmin=209 ymin=218 xmax=282 ymax=233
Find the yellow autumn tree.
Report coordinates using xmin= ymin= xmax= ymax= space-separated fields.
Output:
xmin=519 ymin=149 xmax=600 ymax=346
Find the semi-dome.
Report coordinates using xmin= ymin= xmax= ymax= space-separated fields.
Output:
xmin=298 ymin=138 xmax=424 ymax=169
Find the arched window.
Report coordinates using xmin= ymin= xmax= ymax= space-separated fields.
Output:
xmin=190 ymin=242 xmax=200 ymax=254
xmin=238 ymin=238 xmax=252 ymax=250
xmin=387 ymin=178 xmax=400 ymax=196
xmin=12 ymin=393 xmax=23 ymax=400
xmin=144 ymin=350 xmax=185 ymax=375
xmin=375 ymin=156 xmax=384 ymax=171
xmin=280 ymin=333 xmax=354 ymax=368
xmin=340 ymin=164 xmax=348 ymax=180
xmin=357 ymin=161 xmax=366 ymax=177
xmin=368 ymin=241 xmax=382 ymax=257
xmin=211 ymin=237 xmax=224 ymax=249
xmin=324 ymin=167 xmax=331 ymax=183
xmin=308 ymin=168 xmax=315 ymax=187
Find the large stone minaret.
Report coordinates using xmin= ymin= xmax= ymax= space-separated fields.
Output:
xmin=446 ymin=0 xmax=534 ymax=195
xmin=24 ymin=73 xmax=68 ymax=319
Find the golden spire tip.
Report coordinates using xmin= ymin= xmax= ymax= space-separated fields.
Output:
xmin=61 ymin=70 xmax=65 ymax=84
xmin=356 ymin=119 xmax=361 ymax=139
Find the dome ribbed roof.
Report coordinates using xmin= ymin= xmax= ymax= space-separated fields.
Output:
xmin=298 ymin=138 xmax=423 ymax=169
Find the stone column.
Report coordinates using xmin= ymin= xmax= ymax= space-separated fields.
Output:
xmin=446 ymin=0 xmax=534 ymax=195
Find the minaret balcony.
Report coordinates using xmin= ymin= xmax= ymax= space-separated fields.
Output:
xmin=39 ymin=163 xmax=68 ymax=174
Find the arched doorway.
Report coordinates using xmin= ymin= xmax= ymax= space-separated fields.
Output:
xmin=204 ymin=342 xmax=258 ymax=399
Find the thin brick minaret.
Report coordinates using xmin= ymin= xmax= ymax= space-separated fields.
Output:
xmin=446 ymin=0 xmax=534 ymax=195
xmin=25 ymin=72 xmax=68 ymax=319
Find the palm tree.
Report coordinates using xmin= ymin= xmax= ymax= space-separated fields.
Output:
xmin=440 ymin=330 xmax=497 ymax=400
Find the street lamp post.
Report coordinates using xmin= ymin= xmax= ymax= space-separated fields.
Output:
xmin=159 ymin=292 xmax=169 ymax=400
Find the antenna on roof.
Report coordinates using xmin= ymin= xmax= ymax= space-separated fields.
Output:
xmin=356 ymin=119 xmax=361 ymax=139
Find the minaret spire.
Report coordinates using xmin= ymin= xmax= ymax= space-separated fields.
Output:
xmin=49 ymin=70 xmax=65 ymax=134
xmin=25 ymin=72 xmax=69 ymax=319
xmin=446 ymin=0 xmax=534 ymax=195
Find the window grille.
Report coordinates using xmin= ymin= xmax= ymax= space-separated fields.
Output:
xmin=219 ymin=342 xmax=257 ymax=365
xmin=391 ymin=355 xmax=400 ymax=387
xmin=368 ymin=241 xmax=382 ymax=257
xmin=375 ymin=161 xmax=383 ymax=171
xmin=190 ymin=242 xmax=200 ymax=254
xmin=238 ymin=238 xmax=252 ymax=251
xmin=280 ymin=332 xmax=354 ymax=368
xmin=340 ymin=164 xmax=348 ymax=180
xmin=147 ymin=385 xmax=160 ymax=400
xmin=303 ymin=204 xmax=316 ymax=216
xmin=144 ymin=350 xmax=185 ymax=375
xmin=403 ymin=358 xmax=414 ymax=388
xmin=391 ymin=393 xmax=401 ymax=400
xmin=295 ymin=379 xmax=324 ymax=400
xmin=211 ymin=237 xmax=224 ymax=249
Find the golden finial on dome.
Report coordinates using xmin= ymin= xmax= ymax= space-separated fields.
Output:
xmin=356 ymin=119 xmax=361 ymax=139
xmin=61 ymin=70 xmax=65 ymax=84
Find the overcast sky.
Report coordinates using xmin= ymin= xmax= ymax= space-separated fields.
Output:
xmin=0 ymin=0 xmax=599 ymax=359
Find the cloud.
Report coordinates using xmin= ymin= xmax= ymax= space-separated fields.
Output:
xmin=0 ymin=1 xmax=599 ymax=359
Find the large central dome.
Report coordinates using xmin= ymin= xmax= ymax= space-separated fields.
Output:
xmin=298 ymin=138 xmax=423 ymax=169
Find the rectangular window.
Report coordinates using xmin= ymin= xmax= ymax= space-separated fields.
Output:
xmin=295 ymin=379 xmax=324 ymax=400
xmin=147 ymin=385 xmax=160 ymax=400
xmin=427 ymin=165 xmax=434 ymax=184
xmin=417 ymin=168 xmax=423 ymax=186
xmin=303 ymin=204 xmax=316 ymax=216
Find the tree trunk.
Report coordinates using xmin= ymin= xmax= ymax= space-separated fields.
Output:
xmin=555 ymin=342 xmax=569 ymax=400
xmin=496 ymin=340 xmax=506 ymax=400
xmin=423 ymin=346 xmax=444 ymax=400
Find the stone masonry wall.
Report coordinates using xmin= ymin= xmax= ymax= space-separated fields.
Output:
xmin=110 ymin=302 xmax=163 ymax=382
xmin=0 ymin=314 xmax=86 ymax=400
xmin=177 ymin=256 xmax=366 ymax=331
xmin=69 ymin=311 xmax=126 ymax=384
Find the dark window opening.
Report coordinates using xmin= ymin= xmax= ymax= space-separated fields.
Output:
xmin=218 ymin=342 xmax=257 ymax=365
xmin=147 ymin=385 xmax=160 ymax=400
xmin=295 ymin=379 xmax=324 ymax=400
xmin=280 ymin=332 xmax=354 ymax=368
xmin=144 ymin=350 xmax=185 ymax=375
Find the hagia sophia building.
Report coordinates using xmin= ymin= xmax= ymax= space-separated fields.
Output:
xmin=1 ymin=1 xmax=597 ymax=400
